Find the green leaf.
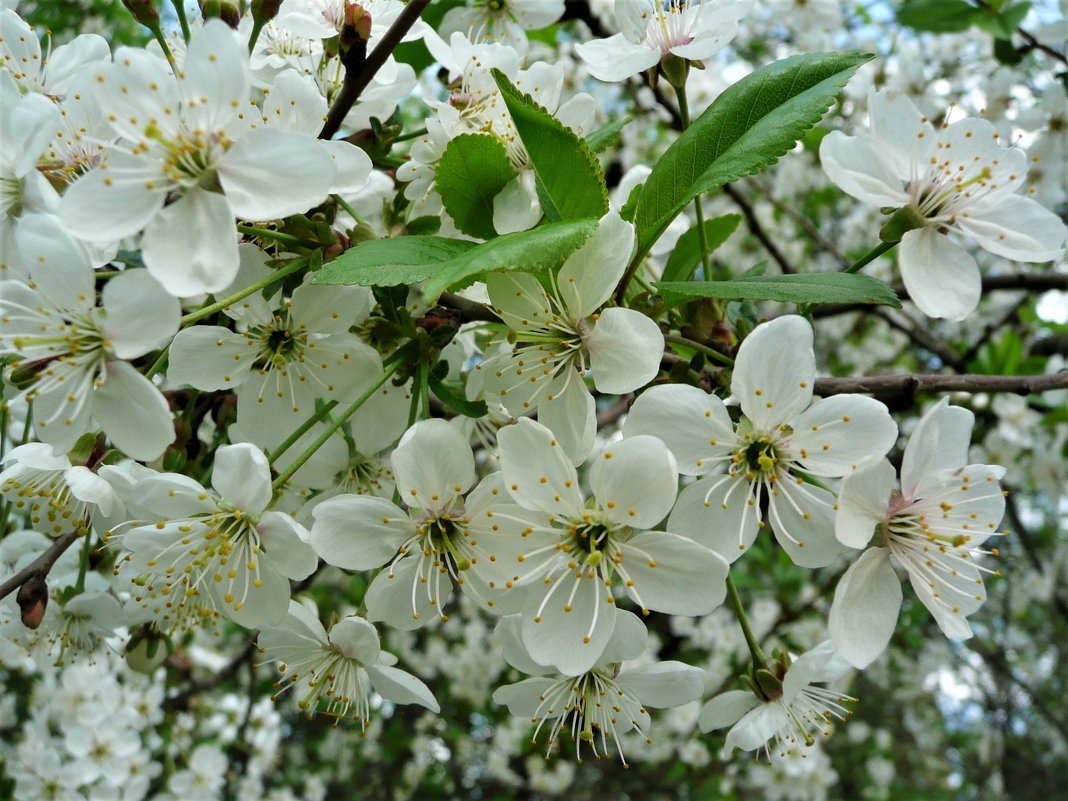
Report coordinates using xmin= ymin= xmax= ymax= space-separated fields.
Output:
xmin=491 ymin=69 xmax=609 ymax=221
xmin=586 ymin=117 xmax=630 ymax=153
xmin=656 ymin=273 xmax=903 ymax=307
xmin=428 ymin=372 xmax=488 ymax=418
xmin=436 ymin=133 xmax=517 ymax=240
xmin=420 ymin=218 xmax=598 ymax=302
xmin=898 ymin=0 xmax=979 ymax=32
xmin=661 ymin=214 xmax=742 ymax=284
xmin=973 ymin=2 xmax=1030 ymax=38
xmin=313 ymin=236 xmax=477 ymax=286
xmin=633 ymin=52 xmax=874 ymax=261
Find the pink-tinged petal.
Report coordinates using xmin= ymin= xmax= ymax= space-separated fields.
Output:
xmin=835 ymin=458 xmax=895 ymax=549
xmin=557 ymin=211 xmax=634 ymax=318
xmin=92 ymin=361 xmax=174 ymax=461
xmin=520 ymin=571 xmax=615 ymax=676
xmin=698 ymin=690 xmax=761 ymax=732
xmin=328 ymin=616 xmax=380 ymax=663
xmin=900 ymin=398 xmax=973 ymax=499
xmin=590 ymin=436 xmax=677 ymax=529
xmin=667 ymin=474 xmax=760 ymax=564
xmin=365 ymin=664 xmax=440 ymax=712
xmin=365 ymin=556 xmax=449 ymax=631
xmin=819 ymin=131 xmax=911 ymax=208
xmin=141 ymin=188 xmax=239 ymax=297
xmin=587 ymin=307 xmax=663 ymax=395
xmin=732 ymin=315 xmax=815 ymax=430
xmin=310 ymin=495 xmax=412 ymax=570
xmin=167 ymin=326 xmax=256 ymax=391
xmin=618 ymin=532 xmax=728 ymax=615
xmin=829 ymin=548 xmax=901 ymax=668
xmin=497 ymin=418 xmax=584 ymax=518
xmin=623 ymin=384 xmax=736 ymax=476
xmin=767 ymin=479 xmax=841 ymax=568
xmin=217 ymin=128 xmax=334 ymax=220
xmin=574 ymin=35 xmax=659 ymax=83
xmin=101 ymin=269 xmax=180 ymax=359
xmin=898 ymin=228 xmax=980 ymax=321
xmin=61 ymin=155 xmax=166 ymax=242
xmin=789 ymin=394 xmax=898 ymax=477
xmin=392 ymin=418 xmax=475 ymax=511
xmin=958 ymin=193 xmax=1066 ymax=262
xmin=257 ymin=511 xmax=317 ymax=580
xmin=211 ymin=444 xmax=272 ymax=515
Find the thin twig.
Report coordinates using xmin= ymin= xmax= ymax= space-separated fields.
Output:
xmin=319 ymin=0 xmax=432 ymax=140
xmin=722 ymin=184 xmax=798 ymax=274
xmin=0 ymin=531 xmax=81 ymax=602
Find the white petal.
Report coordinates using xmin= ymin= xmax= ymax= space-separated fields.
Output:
xmin=590 ymin=436 xmax=677 ymax=529
xmin=829 ymin=548 xmax=902 ymax=668
xmin=167 ymin=326 xmax=256 ymax=391
xmin=92 ymin=361 xmax=174 ymax=461
xmin=725 ymin=703 xmax=788 ymax=754
xmin=493 ymin=172 xmax=543 ymax=235
xmin=365 ymin=555 xmax=450 ymax=630
xmin=557 ymin=211 xmax=634 ymax=318
xmin=497 ymin=418 xmax=584 ymax=518
xmin=900 ymin=397 xmax=973 ymax=499
xmin=217 ymin=128 xmax=334 ymax=220
xmin=182 ymin=20 xmax=249 ymax=132
xmin=65 ymin=467 xmax=115 ymax=517
xmin=667 ymin=474 xmax=760 ymax=564
xmin=698 ymin=690 xmax=761 ymax=732
xmin=586 ymin=307 xmax=664 ymax=395
xmin=141 ymin=188 xmax=239 ymax=297
xmin=257 ymin=511 xmax=317 ymax=580
xmin=328 ymin=616 xmax=381 ymax=664
xmin=494 ymin=615 xmax=553 ymax=675
xmin=732 ymin=315 xmax=815 ymax=430
xmin=574 ymin=35 xmax=660 ymax=83
xmin=61 ymin=156 xmax=165 ymax=242
xmin=520 ymin=572 xmax=615 ymax=676
xmin=960 ymin=193 xmax=1066 ymax=262
xmin=392 ymin=418 xmax=475 ymax=511
xmin=322 ymin=140 xmax=373 ymax=195
xmin=818 ymin=131 xmax=910 ymax=207
xmin=101 ymin=269 xmax=180 ymax=359
xmin=366 ymin=664 xmax=440 ymax=712
xmin=211 ymin=444 xmax=272 ymax=514
xmin=623 ymin=384 xmax=736 ymax=476
xmin=537 ymin=371 xmax=596 ymax=466
xmin=220 ymin=562 xmax=291 ymax=628
xmin=618 ymin=532 xmax=728 ymax=615
xmin=310 ymin=496 xmax=412 ymax=570
xmin=789 ymin=394 xmax=898 ymax=477
xmin=835 ymin=458 xmax=895 ymax=549
xmin=898 ymin=229 xmax=980 ymax=321
xmin=492 ymin=677 xmax=557 ymax=717
xmin=768 ymin=480 xmax=842 ymax=568
xmin=617 ymin=661 xmax=705 ymax=708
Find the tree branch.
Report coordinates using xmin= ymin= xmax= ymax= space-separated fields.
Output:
xmin=813 ymin=371 xmax=1068 ymax=396
xmin=722 ymin=183 xmax=798 ymax=274
xmin=0 ymin=531 xmax=80 ymax=602
xmin=319 ymin=0 xmax=432 ymax=140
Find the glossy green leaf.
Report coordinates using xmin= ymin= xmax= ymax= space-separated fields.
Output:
xmin=491 ymin=69 xmax=609 ymax=221
xmin=897 ymin=0 xmax=978 ymax=32
xmin=586 ymin=117 xmax=630 ymax=153
xmin=661 ymin=214 xmax=742 ymax=284
xmin=436 ymin=133 xmax=517 ymax=240
xmin=313 ymin=236 xmax=476 ymax=286
xmin=634 ymin=52 xmax=874 ymax=261
xmin=656 ymin=273 xmax=902 ymax=307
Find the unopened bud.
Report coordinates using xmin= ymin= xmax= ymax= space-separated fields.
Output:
xmin=17 ymin=574 xmax=49 ymax=630
xmin=126 ymin=625 xmax=170 ymax=673
xmin=200 ymin=0 xmax=243 ymax=28
xmin=879 ymin=205 xmax=927 ymax=244
xmin=121 ymin=0 xmax=160 ymax=28
xmin=345 ymin=2 xmax=373 ymax=40
xmin=753 ymin=667 xmax=784 ymax=701
xmin=250 ymin=0 xmax=282 ymax=23
xmin=339 ymin=2 xmax=371 ymax=73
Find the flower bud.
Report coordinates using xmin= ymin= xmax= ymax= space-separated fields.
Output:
xmin=660 ymin=53 xmax=690 ymax=92
xmin=17 ymin=574 xmax=49 ymax=630
xmin=250 ymin=0 xmax=282 ymax=24
xmin=125 ymin=625 xmax=171 ymax=673
xmin=200 ymin=0 xmax=243 ymax=29
xmin=879 ymin=205 xmax=927 ymax=244
xmin=340 ymin=2 xmax=372 ymax=73
xmin=121 ymin=0 xmax=160 ymax=28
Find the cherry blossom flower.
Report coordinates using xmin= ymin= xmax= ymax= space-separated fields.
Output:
xmin=310 ymin=419 xmax=512 ymax=629
xmin=476 ymin=211 xmax=663 ymax=462
xmin=820 ymin=89 xmax=1067 ymax=320
xmin=492 ymin=610 xmax=704 ymax=764
xmin=698 ymin=640 xmax=853 ymax=758
xmin=58 ymin=20 xmax=335 ymax=297
xmin=0 ymin=240 xmax=179 ymax=460
xmin=829 ymin=398 xmax=1006 ymax=668
xmin=483 ymin=418 xmax=729 ymax=675
xmin=258 ymin=598 xmax=439 ymax=726
xmin=575 ymin=0 xmax=754 ymax=83
xmin=111 ymin=444 xmax=317 ymax=632
xmin=439 ymin=0 xmax=565 ymax=54
xmin=625 ymin=315 xmax=897 ymax=568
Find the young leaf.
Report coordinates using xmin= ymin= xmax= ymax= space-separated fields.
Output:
xmin=898 ymin=0 xmax=979 ymax=33
xmin=428 ymin=372 xmax=488 ymax=418
xmin=420 ymin=218 xmax=598 ymax=302
xmin=586 ymin=117 xmax=630 ymax=153
xmin=656 ymin=273 xmax=902 ymax=307
xmin=436 ymin=133 xmax=517 ymax=240
xmin=633 ymin=52 xmax=874 ymax=261
xmin=661 ymin=214 xmax=742 ymax=284
xmin=313 ymin=236 xmax=477 ymax=286
xmin=491 ymin=68 xmax=609 ymax=221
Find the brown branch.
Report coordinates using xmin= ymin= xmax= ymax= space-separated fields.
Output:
xmin=873 ymin=308 xmax=967 ymax=372
xmin=722 ymin=183 xmax=798 ymax=274
xmin=0 ymin=531 xmax=80 ymax=602
xmin=319 ymin=0 xmax=432 ymax=140
xmin=813 ymin=371 xmax=1068 ymax=396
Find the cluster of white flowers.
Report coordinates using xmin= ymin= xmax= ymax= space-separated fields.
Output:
xmin=1 ymin=0 xmax=1065 ymax=796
